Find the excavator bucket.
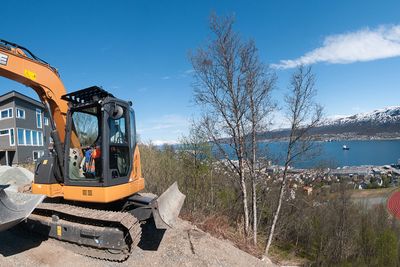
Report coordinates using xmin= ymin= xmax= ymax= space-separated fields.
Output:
xmin=0 ymin=185 xmax=45 ymax=232
xmin=150 ymin=182 xmax=186 ymax=229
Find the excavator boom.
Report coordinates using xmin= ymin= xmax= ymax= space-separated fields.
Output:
xmin=0 ymin=39 xmax=69 ymax=140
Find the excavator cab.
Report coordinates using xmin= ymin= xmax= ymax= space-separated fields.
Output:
xmin=63 ymin=86 xmax=134 ymax=187
xmin=33 ymin=86 xmax=146 ymax=202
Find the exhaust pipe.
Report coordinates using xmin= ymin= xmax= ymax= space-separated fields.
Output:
xmin=0 ymin=185 xmax=45 ymax=232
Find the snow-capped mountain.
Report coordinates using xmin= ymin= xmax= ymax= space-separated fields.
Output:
xmin=325 ymin=106 xmax=400 ymax=126
xmin=258 ymin=106 xmax=400 ymax=140
xmin=311 ymin=106 xmax=400 ymax=137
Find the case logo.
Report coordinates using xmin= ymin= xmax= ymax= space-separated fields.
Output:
xmin=0 ymin=53 xmax=8 ymax=65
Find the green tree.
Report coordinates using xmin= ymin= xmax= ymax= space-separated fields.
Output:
xmin=359 ymin=215 xmax=376 ymax=265
xmin=179 ymin=122 xmax=214 ymax=212
xmin=376 ymin=229 xmax=398 ymax=267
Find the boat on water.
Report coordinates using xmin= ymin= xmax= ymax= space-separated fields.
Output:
xmin=342 ymin=145 xmax=350 ymax=150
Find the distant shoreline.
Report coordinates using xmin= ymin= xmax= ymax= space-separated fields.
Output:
xmin=259 ymin=135 xmax=400 ymax=142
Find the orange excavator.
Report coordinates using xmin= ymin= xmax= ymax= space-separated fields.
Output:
xmin=0 ymin=39 xmax=185 ymax=261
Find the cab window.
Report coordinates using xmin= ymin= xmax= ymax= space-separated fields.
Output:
xmin=68 ymin=106 xmax=101 ymax=180
xmin=109 ymin=107 xmax=129 ymax=177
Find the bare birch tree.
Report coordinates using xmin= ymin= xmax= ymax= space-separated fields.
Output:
xmin=191 ymin=14 xmax=250 ymax=236
xmin=242 ymin=41 xmax=276 ymax=244
xmin=264 ymin=66 xmax=323 ymax=257
xmin=191 ymin=14 xmax=274 ymax=238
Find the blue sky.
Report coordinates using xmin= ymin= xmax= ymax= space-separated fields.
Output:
xmin=1 ymin=1 xmax=400 ymax=144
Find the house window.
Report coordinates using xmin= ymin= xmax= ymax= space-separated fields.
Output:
xmin=17 ymin=128 xmax=25 ymax=145
xmin=44 ymin=117 xmax=49 ymax=126
xmin=9 ymin=128 xmax=15 ymax=146
xmin=38 ymin=131 xmax=43 ymax=146
xmin=25 ymin=130 xmax=32 ymax=145
xmin=0 ymin=128 xmax=15 ymax=146
xmin=33 ymin=151 xmax=44 ymax=161
xmin=32 ymin=131 xmax=38 ymax=145
xmin=0 ymin=108 xmax=13 ymax=119
xmin=17 ymin=128 xmax=43 ymax=146
xmin=0 ymin=129 xmax=9 ymax=135
xmin=16 ymin=108 xmax=25 ymax=119
xmin=36 ymin=109 xmax=42 ymax=128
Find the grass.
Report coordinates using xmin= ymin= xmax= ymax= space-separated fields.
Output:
xmin=348 ymin=187 xmax=398 ymax=199
xmin=268 ymin=244 xmax=310 ymax=266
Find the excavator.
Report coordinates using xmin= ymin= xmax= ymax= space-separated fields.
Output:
xmin=0 ymin=39 xmax=185 ymax=261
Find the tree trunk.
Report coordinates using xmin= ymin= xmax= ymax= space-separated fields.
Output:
xmin=250 ymin=95 xmax=258 ymax=245
xmin=239 ymin=156 xmax=250 ymax=237
xmin=251 ymin=119 xmax=257 ymax=245
xmin=264 ymin=165 xmax=288 ymax=256
xmin=252 ymin=176 xmax=257 ymax=244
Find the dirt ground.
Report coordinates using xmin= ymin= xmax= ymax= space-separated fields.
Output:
xmin=0 ymin=218 xmax=275 ymax=267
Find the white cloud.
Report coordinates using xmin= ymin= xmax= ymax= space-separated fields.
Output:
xmin=161 ymin=69 xmax=194 ymax=80
xmin=139 ymin=114 xmax=188 ymax=132
xmin=151 ymin=140 xmax=180 ymax=146
xmin=184 ymin=69 xmax=194 ymax=74
xmin=272 ymin=24 xmax=400 ymax=69
xmin=137 ymin=114 xmax=189 ymax=143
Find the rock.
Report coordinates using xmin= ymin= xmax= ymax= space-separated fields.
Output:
xmin=0 ymin=166 xmax=33 ymax=193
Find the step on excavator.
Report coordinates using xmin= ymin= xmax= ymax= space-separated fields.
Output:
xmin=0 ymin=39 xmax=185 ymax=261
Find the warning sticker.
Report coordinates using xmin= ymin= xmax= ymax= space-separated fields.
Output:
xmin=0 ymin=53 xmax=8 ymax=65
xmin=24 ymin=69 xmax=37 ymax=81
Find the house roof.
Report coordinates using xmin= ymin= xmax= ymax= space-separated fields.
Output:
xmin=0 ymin=90 xmax=45 ymax=108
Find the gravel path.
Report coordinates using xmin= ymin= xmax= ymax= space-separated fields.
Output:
xmin=0 ymin=218 xmax=275 ymax=267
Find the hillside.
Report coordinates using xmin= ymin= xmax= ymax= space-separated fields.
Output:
xmin=0 ymin=219 xmax=274 ymax=267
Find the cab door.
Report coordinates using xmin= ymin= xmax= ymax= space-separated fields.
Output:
xmin=64 ymin=104 xmax=103 ymax=187
xmin=103 ymin=101 xmax=132 ymax=186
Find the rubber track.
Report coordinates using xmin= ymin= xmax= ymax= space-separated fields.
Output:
xmin=33 ymin=202 xmax=141 ymax=261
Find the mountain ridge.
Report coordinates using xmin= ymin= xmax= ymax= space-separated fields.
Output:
xmin=259 ymin=106 xmax=400 ymax=140
xmin=324 ymin=106 xmax=400 ymax=126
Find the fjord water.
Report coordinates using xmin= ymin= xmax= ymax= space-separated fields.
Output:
xmin=215 ymin=140 xmax=400 ymax=168
xmin=261 ymin=140 xmax=400 ymax=168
